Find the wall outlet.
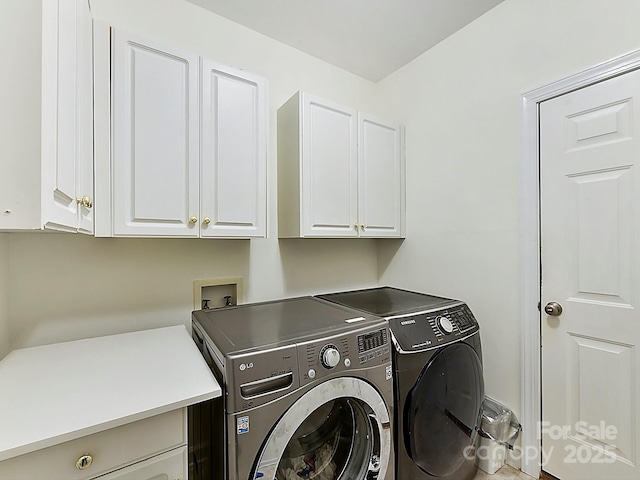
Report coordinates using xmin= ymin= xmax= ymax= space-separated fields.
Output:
xmin=193 ymin=277 xmax=243 ymax=311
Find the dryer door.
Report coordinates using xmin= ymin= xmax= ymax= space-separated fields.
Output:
xmin=404 ymin=342 xmax=484 ymax=476
xmin=252 ymin=377 xmax=391 ymax=480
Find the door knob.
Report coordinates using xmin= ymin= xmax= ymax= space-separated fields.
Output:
xmin=544 ymin=302 xmax=563 ymax=316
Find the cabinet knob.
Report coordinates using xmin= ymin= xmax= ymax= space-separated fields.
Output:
xmin=76 ymin=196 xmax=93 ymax=209
xmin=361 ymin=224 xmax=366 ymax=230
xmin=203 ymin=217 xmax=211 ymax=225
xmin=189 ymin=216 xmax=198 ymax=224
xmin=76 ymin=453 xmax=93 ymax=470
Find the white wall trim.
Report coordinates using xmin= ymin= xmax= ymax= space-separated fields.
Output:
xmin=520 ymin=49 xmax=640 ymax=478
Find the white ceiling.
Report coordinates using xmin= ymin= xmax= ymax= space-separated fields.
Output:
xmin=184 ymin=0 xmax=505 ymax=82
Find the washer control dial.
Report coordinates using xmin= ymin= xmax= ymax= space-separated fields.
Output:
xmin=320 ymin=344 xmax=341 ymax=369
xmin=437 ymin=315 xmax=454 ymax=334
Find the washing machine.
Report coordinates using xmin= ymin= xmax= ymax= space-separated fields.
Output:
xmin=190 ymin=296 xmax=394 ymax=480
xmin=318 ymin=287 xmax=485 ymax=480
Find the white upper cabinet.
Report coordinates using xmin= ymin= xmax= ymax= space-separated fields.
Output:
xmin=358 ymin=113 xmax=405 ymax=238
xmin=278 ymin=92 xmax=358 ymax=237
xmin=278 ymin=92 xmax=405 ymax=238
xmin=200 ymin=60 xmax=267 ymax=238
xmin=95 ymin=27 xmax=267 ymax=238
xmin=111 ymin=30 xmax=200 ymax=237
xmin=0 ymin=0 xmax=94 ymax=234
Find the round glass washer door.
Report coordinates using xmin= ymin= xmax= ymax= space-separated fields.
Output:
xmin=252 ymin=377 xmax=391 ymax=480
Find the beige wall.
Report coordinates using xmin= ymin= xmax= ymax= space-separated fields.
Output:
xmin=377 ymin=0 xmax=640 ymax=432
xmin=4 ymin=0 xmax=385 ymax=351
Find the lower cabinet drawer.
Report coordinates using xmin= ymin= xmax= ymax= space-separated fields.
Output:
xmin=0 ymin=409 xmax=186 ymax=480
xmin=93 ymin=446 xmax=187 ymax=480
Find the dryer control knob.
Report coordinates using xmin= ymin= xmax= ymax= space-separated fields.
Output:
xmin=321 ymin=345 xmax=341 ymax=369
xmin=437 ymin=316 xmax=454 ymax=334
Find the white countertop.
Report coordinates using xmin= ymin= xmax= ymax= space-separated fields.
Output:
xmin=0 ymin=325 xmax=221 ymax=462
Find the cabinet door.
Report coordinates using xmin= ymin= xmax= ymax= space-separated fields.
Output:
xmin=301 ymin=93 xmax=358 ymax=237
xmin=93 ymin=446 xmax=187 ymax=480
xmin=112 ymin=30 xmax=199 ymax=237
xmin=75 ymin=0 xmax=94 ymax=234
xmin=200 ymin=59 xmax=267 ymax=238
xmin=358 ymin=114 xmax=405 ymax=238
xmin=41 ymin=0 xmax=93 ymax=233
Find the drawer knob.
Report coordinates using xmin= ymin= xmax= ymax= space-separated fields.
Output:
xmin=76 ymin=454 xmax=93 ymax=470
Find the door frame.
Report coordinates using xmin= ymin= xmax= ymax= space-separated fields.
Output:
xmin=519 ymin=49 xmax=640 ymax=478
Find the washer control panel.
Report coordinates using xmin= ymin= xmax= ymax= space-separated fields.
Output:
xmin=357 ymin=328 xmax=390 ymax=366
xmin=389 ymin=303 xmax=479 ymax=352
xmin=299 ymin=324 xmax=390 ymax=386
xmin=320 ymin=344 xmax=341 ymax=369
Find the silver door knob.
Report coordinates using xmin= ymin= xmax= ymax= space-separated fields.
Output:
xmin=544 ymin=302 xmax=563 ymax=316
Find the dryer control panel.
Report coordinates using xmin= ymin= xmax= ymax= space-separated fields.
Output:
xmin=388 ymin=303 xmax=479 ymax=353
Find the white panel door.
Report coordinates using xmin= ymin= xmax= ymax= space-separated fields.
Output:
xmin=301 ymin=93 xmax=358 ymax=237
xmin=358 ymin=114 xmax=404 ymax=238
xmin=200 ymin=59 xmax=267 ymax=238
xmin=540 ymin=69 xmax=640 ymax=479
xmin=112 ymin=30 xmax=199 ymax=237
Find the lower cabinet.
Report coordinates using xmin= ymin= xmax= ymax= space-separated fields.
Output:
xmin=0 ymin=409 xmax=187 ymax=480
xmin=96 ymin=446 xmax=187 ymax=480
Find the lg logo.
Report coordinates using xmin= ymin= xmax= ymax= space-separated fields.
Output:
xmin=239 ymin=362 xmax=254 ymax=371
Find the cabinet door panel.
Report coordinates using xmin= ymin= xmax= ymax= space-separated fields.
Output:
xmin=358 ymin=114 xmax=404 ymax=237
xmin=75 ymin=0 xmax=94 ymax=234
xmin=112 ymin=31 xmax=199 ymax=236
xmin=302 ymin=94 xmax=358 ymax=237
xmin=41 ymin=0 xmax=79 ymax=232
xmin=201 ymin=60 xmax=266 ymax=237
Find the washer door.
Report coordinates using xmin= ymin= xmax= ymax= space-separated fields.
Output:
xmin=253 ymin=377 xmax=391 ymax=480
xmin=404 ymin=343 xmax=484 ymax=476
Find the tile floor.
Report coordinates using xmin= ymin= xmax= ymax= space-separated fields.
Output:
xmin=474 ymin=464 xmax=535 ymax=480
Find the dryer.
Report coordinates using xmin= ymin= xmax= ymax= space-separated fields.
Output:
xmin=190 ymin=296 xmax=394 ymax=480
xmin=318 ymin=287 xmax=485 ymax=480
